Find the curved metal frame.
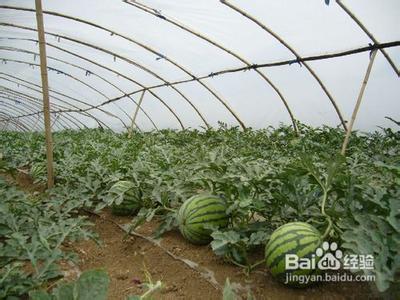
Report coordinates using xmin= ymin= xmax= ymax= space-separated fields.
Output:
xmin=220 ymin=0 xmax=348 ymax=130
xmin=0 ymin=112 xmax=30 ymax=131
xmin=0 ymin=24 xmax=188 ymax=130
xmin=0 ymin=2 xmax=398 ymax=132
xmin=0 ymin=85 xmax=87 ymax=130
xmin=0 ymin=22 xmax=207 ymax=129
xmin=0 ymin=98 xmax=53 ymax=130
xmin=336 ymin=0 xmax=399 ymax=77
xmin=0 ymin=46 xmax=139 ymax=129
xmin=0 ymin=36 xmax=162 ymax=131
xmin=122 ymin=0 xmax=297 ymax=131
xmin=0 ymin=84 xmax=84 ymax=129
xmin=0 ymin=5 xmax=249 ymax=129
xmin=0 ymin=57 xmax=128 ymax=128
xmin=0 ymin=82 xmax=112 ymax=130
xmin=0 ymin=93 xmax=73 ymax=130
xmin=0 ymin=95 xmax=68 ymax=131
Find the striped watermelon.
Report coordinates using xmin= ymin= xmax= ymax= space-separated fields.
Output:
xmin=178 ymin=194 xmax=229 ymax=245
xmin=265 ymin=222 xmax=321 ymax=287
xmin=109 ymin=181 xmax=140 ymax=216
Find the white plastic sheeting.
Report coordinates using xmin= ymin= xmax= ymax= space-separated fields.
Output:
xmin=0 ymin=0 xmax=399 ymax=132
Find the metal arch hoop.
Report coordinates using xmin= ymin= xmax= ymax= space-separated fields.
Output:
xmin=0 ymin=99 xmax=63 ymax=130
xmin=0 ymin=84 xmax=86 ymax=129
xmin=0 ymin=5 xmax=247 ymax=129
xmin=0 ymin=104 xmax=46 ymax=131
xmin=0 ymin=93 xmax=75 ymax=130
xmin=0 ymin=37 xmax=161 ymax=131
xmin=0 ymin=20 xmax=207 ymax=130
xmin=0 ymin=23 xmax=187 ymax=130
xmin=0 ymin=83 xmax=112 ymax=130
xmin=0 ymin=1 xmax=396 ymax=131
xmin=0 ymin=112 xmax=30 ymax=131
xmin=0 ymin=94 xmax=69 ymax=131
xmin=0 ymin=80 xmax=89 ymax=130
xmin=122 ymin=0 xmax=297 ymax=132
xmin=0 ymin=57 xmax=128 ymax=128
xmin=0 ymin=46 xmax=139 ymax=130
xmin=220 ymin=0 xmax=348 ymax=131
xmin=336 ymin=0 xmax=399 ymax=77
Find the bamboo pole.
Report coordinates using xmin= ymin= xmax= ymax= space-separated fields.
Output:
xmin=0 ymin=115 xmax=29 ymax=132
xmin=0 ymin=22 xmax=199 ymax=129
xmin=0 ymin=46 xmax=133 ymax=125
xmin=0 ymin=54 xmax=130 ymax=129
xmin=221 ymin=0 xmax=347 ymax=131
xmin=128 ymin=90 xmax=146 ymax=138
xmin=341 ymin=50 xmax=378 ymax=155
xmin=3 ymin=41 xmax=397 ymax=124
xmin=0 ymin=88 xmax=83 ymax=130
xmin=123 ymin=0 xmax=297 ymax=131
xmin=0 ymin=102 xmax=53 ymax=131
xmin=1 ymin=58 xmax=127 ymax=127
xmin=34 ymin=0 xmax=54 ymax=188
xmin=1 ymin=25 xmax=398 ymax=128
xmin=336 ymin=0 xmax=399 ymax=77
xmin=0 ymin=84 xmax=86 ymax=129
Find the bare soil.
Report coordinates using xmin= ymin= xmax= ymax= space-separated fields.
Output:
xmin=72 ymin=211 xmax=380 ymax=300
xmin=4 ymin=172 xmax=382 ymax=300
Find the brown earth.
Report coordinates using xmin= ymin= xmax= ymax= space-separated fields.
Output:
xmin=3 ymin=172 xmax=383 ymax=300
xmin=71 ymin=211 xmax=381 ymax=300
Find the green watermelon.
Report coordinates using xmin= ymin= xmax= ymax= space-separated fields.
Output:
xmin=265 ymin=222 xmax=321 ymax=287
xmin=109 ymin=181 xmax=140 ymax=216
xmin=178 ymin=194 xmax=229 ymax=245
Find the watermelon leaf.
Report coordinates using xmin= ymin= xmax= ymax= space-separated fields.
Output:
xmin=223 ymin=278 xmax=237 ymax=300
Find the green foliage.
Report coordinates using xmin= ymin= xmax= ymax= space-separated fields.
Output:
xmin=222 ymin=278 xmax=254 ymax=300
xmin=1 ymin=123 xmax=399 ymax=293
xmin=30 ymin=162 xmax=49 ymax=184
xmin=30 ymin=269 xmax=109 ymax=300
xmin=0 ymin=178 xmax=95 ymax=298
xmin=222 ymin=278 xmax=237 ymax=300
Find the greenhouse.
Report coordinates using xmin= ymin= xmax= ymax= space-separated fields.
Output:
xmin=0 ymin=0 xmax=399 ymax=299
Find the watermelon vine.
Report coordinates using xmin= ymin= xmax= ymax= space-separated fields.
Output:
xmin=0 ymin=124 xmax=399 ymax=297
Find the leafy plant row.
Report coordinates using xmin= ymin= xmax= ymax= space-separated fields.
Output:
xmin=0 ymin=177 xmax=95 ymax=298
xmin=1 ymin=123 xmax=399 ymax=295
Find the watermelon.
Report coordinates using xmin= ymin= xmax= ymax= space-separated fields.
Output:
xmin=109 ymin=181 xmax=140 ymax=216
xmin=177 ymin=194 xmax=229 ymax=245
xmin=265 ymin=222 xmax=321 ymax=287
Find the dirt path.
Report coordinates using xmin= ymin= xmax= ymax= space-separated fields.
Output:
xmin=74 ymin=211 xmax=379 ymax=300
xmin=2 ymin=173 xmax=380 ymax=299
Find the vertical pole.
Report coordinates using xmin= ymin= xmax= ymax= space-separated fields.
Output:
xmin=35 ymin=0 xmax=54 ymax=188
xmin=341 ymin=50 xmax=377 ymax=155
xmin=128 ymin=90 xmax=146 ymax=138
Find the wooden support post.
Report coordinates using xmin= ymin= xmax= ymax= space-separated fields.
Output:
xmin=341 ymin=50 xmax=377 ymax=155
xmin=128 ymin=90 xmax=145 ymax=138
xmin=35 ymin=0 xmax=54 ymax=188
